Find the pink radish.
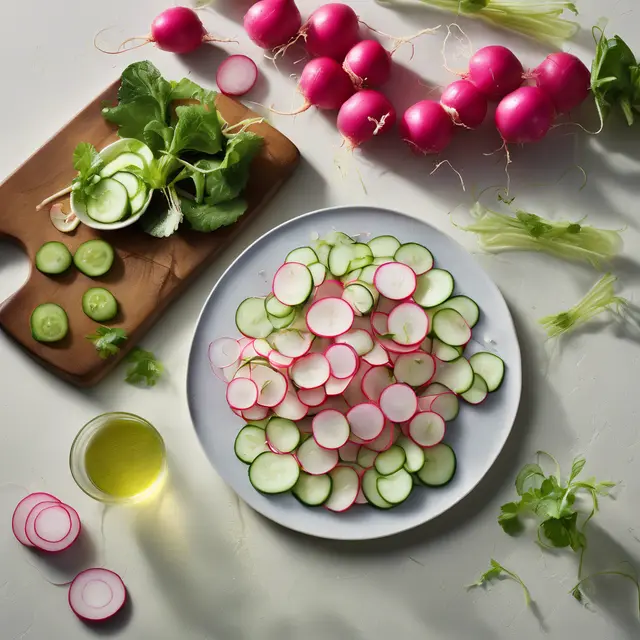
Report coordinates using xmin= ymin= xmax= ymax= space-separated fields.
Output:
xmin=362 ymin=342 xmax=389 ymax=366
xmin=361 ymin=365 xmax=395 ymax=403
xmin=242 ymin=404 xmax=270 ymax=421
xmin=209 ymin=338 xmax=240 ymax=369
xmin=373 ymin=262 xmax=416 ymax=300
xmin=269 ymin=330 xmax=314 ymax=357
xmin=333 ymin=328 xmax=374 ymax=356
xmin=440 ymin=80 xmax=488 ymax=129
xmin=298 ymin=386 xmax=327 ymax=407
xmin=532 ymin=52 xmax=590 ymax=114
xmin=387 ymin=302 xmax=429 ymax=345
xmin=467 ymin=45 xmax=523 ymax=101
xmin=291 ymin=353 xmax=331 ymax=389
xmin=251 ymin=364 xmax=288 ymax=407
xmin=216 ymin=55 xmax=258 ymax=97
xmin=496 ymin=86 xmax=555 ymax=144
xmin=25 ymin=501 xmax=81 ymax=553
xmin=12 ymin=492 xmax=60 ymax=547
xmin=68 ymin=568 xmax=127 ymax=622
xmin=315 ymin=279 xmax=344 ymax=300
xmin=325 ymin=466 xmax=360 ymax=512
xmin=306 ymin=298 xmax=354 ymax=338
xmin=399 ymin=100 xmax=455 ymax=155
xmin=408 ymin=411 xmax=446 ymax=447
xmin=269 ymin=351 xmax=294 ymax=368
xmin=312 ymin=409 xmax=350 ymax=449
xmin=273 ymin=388 xmax=309 ymax=420
xmin=338 ymin=440 xmax=361 ymax=462
xmin=379 ymin=383 xmax=418 ymax=422
xmin=325 ymin=374 xmax=354 ymax=396
xmin=365 ymin=420 xmax=395 ymax=452
xmin=253 ymin=338 xmax=272 ymax=358
xmin=304 ymin=3 xmax=360 ymax=60
xmin=337 ymin=90 xmax=396 ymax=148
xmin=226 ymin=377 xmax=259 ymax=410
xmin=244 ymin=0 xmax=302 ymax=50
xmin=343 ymin=40 xmax=392 ymax=88
xmin=347 ymin=403 xmax=385 ymax=441
xmin=325 ymin=343 xmax=359 ymax=379
xmin=297 ymin=437 xmax=339 ymax=474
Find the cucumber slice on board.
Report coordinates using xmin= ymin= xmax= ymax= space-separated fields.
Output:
xmin=469 ymin=352 xmax=505 ymax=392
xmin=73 ymin=240 xmax=115 ymax=277
xmin=394 ymin=242 xmax=434 ymax=275
xmin=100 ymin=152 xmax=146 ymax=178
xmin=82 ymin=288 xmax=118 ymax=322
xmin=368 ymin=235 xmax=401 ymax=258
xmin=416 ymin=443 xmax=456 ymax=487
xmin=248 ymin=452 xmax=300 ymax=494
xmin=292 ymin=472 xmax=332 ymax=506
xmin=234 ymin=425 xmax=269 ymax=463
xmin=111 ymin=171 xmax=141 ymax=198
xmin=413 ymin=269 xmax=454 ymax=308
xmin=236 ymin=297 xmax=273 ymax=339
xmin=30 ymin=303 xmax=68 ymax=343
xmin=86 ymin=179 xmax=130 ymax=224
xmin=35 ymin=242 xmax=72 ymax=275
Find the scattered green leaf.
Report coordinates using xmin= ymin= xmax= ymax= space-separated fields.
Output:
xmin=467 ymin=559 xmax=532 ymax=605
xmin=86 ymin=326 xmax=127 ymax=359
xmin=570 ymin=568 xmax=640 ymax=616
xmin=125 ymin=348 xmax=164 ymax=387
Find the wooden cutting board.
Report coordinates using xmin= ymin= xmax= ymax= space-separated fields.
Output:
xmin=0 ymin=82 xmax=299 ymax=387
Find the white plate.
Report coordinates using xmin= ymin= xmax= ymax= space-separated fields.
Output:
xmin=186 ymin=206 xmax=522 ymax=540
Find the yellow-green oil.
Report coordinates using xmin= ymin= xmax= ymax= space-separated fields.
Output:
xmin=84 ymin=416 xmax=165 ymax=499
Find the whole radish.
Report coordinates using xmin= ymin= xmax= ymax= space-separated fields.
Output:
xmin=273 ymin=57 xmax=353 ymax=115
xmin=440 ymin=80 xmax=488 ymax=129
xmin=467 ymin=45 xmax=523 ymax=101
xmin=337 ymin=90 xmax=396 ymax=148
xmin=343 ymin=40 xmax=392 ymax=88
xmin=305 ymin=3 xmax=361 ymax=60
xmin=496 ymin=86 xmax=555 ymax=144
xmin=533 ymin=52 xmax=590 ymax=114
xmin=399 ymin=101 xmax=455 ymax=154
xmin=244 ymin=0 xmax=302 ymax=50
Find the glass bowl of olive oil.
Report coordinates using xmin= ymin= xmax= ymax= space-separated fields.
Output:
xmin=70 ymin=412 xmax=167 ymax=504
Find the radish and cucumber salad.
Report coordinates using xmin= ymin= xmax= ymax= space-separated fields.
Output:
xmin=210 ymin=231 xmax=505 ymax=511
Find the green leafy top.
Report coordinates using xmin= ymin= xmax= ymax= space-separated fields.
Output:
xmin=467 ymin=559 xmax=532 ymax=605
xmin=71 ymin=143 xmax=105 ymax=197
xmin=86 ymin=326 xmax=127 ymax=359
xmin=125 ymin=347 xmax=164 ymax=387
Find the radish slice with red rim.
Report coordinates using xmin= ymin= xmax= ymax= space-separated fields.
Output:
xmin=393 ymin=351 xmax=436 ymax=387
xmin=268 ymin=351 xmax=294 ymax=369
xmin=297 ymin=386 xmax=327 ymax=407
xmin=362 ymin=342 xmax=389 ymax=366
xmin=347 ymin=403 xmax=385 ymax=441
xmin=306 ymin=297 xmax=354 ymax=338
xmin=312 ymin=409 xmax=350 ymax=449
xmin=273 ymin=388 xmax=308 ymax=421
xmin=12 ymin=492 xmax=60 ymax=547
xmin=68 ymin=568 xmax=126 ymax=622
xmin=291 ymin=353 xmax=331 ymax=389
xmin=373 ymin=263 xmax=417 ymax=300
xmin=355 ymin=487 xmax=368 ymax=504
xmin=361 ymin=366 xmax=395 ymax=403
xmin=226 ymin=377 xmax=259 ymax=410
xmin=253 ymin=338 xmax=272 ymax=358
xmin=50 ymin=203 xmax=80 ymax=233
xmin=376 ymin=296 xmax=399 ymax=314
xmin=315 ymin=279 xmax=344 ymax=300
xmin=25 ymin=502 xmax=81 ymax=552
xmin=325 ymin=374 xmax=353 ymax=396
xmin=297 ymin=437 xmax=339 ymax=475
xmin=242 ymin=404 xmax=270 ymax=421
xmin=365 ymin=420 xmax=395 ymax=452
xmin=216 ymin=55 xmax=259 ymax=97
xmin=333 ymin=328 xmax=374 ymax=356
xmin=273 ymin=262 xmax=314 ymax=306
xmin=338 ymin=440 xmax=361 ymax=462
xmin=371 ymin=312 xmax=389 ymax=336
xmin=325 ymin=343 xmax=358 ymax=379
xmin=387 ymin=302 xmax=429 ymax=346
xmin=240 ymin=340 xmax=259 ymax=361
xmin=308 ymin=395 xmax=350 ymax=416
xmin=208 ymin=338 xmax=241 ymax=368
xmin=269 ymin=330 xmax=314 ymax=358
xmin=325 ymin=466 xmax=360 ymax=512
xmin=408 ymin=411 xmax=446 ymax=447
xmin=251 ymin=365 xmax=288 ymax=407
xmin=379 ymin=383 xmax=418 ymax=423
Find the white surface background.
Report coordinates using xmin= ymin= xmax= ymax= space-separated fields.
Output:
xmin=1 ymin=0 xmax=640 ymax=638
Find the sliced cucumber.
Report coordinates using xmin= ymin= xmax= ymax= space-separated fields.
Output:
xmin=286 ymin=246 xmax=318 ymax=266
xmin=315 ymin=243 xmax=331 ymax=267
xmin=461 ymin=373 xmax=489 ymax=404
xmin=129 ymin=185 xmax=149 ymax=215
xmin=111 ymin=171 xmax=141 ymax=198
xmin=396 ymin=436 xmax=425 ymax=473
xmin=469 ymin=352 xmax=505 ymax=392
xmin=234 ymin=425 xmax=269 ymax=463
xmin=268 ymin=309 xmax=296 ymax=330
xmin=82 ymin=287 xmax=118 ymax=322
xmin=265 ymin=417 xmax=300 ymax=453
xmin=342 ymin=283 xmax=375 ymax=315
xmin=430 ymin=337 xmax=463 ymax=362
xmin=249 ymin=452 xmax=300 ymax=494
xmin=372 ymin=256 xmax=394 ymax=266
xmin=292 ymin=472 xmax=332 ymax=506
xmin=357 ymin=447 xmax=378 ymax=468
xmin=422 ymin=383 xmax=460 ymax=421
xmin=368 ymin=235 xmax=401 ymax=258
xmin=265 ymin=293 xmax=292 ymax=319
xmin=324 ymin=231 xmax=354 ymax=246
xmin=35 ymin=241 xmax=72 ymax=275
xmin=413 ymin=269 xmax=455 ymax=308
xmin=416 ymin=443 xmax=456 ymax=487
xmin=86 ymin=178 xmax=130 ymax=223
xmin=349 ymin=243 xmax=373 ymax=270
xmin=308 ymin=262 xmax=326 ymax=286
xmin=361 ymin=468 xmax=393 ymax=509
xmin=341 ymin=268 xmax=362 ymax=284
xmin=432 ymin=308 xmax=471 ymax=347
xmin=30 ymin=303 xmax=68 ymax=343
xmin=433 ymin=295 xmax=480 ymax=328
xmin=394 ymin=243 xmax=434 ymax=275
xmin=374 ymin=445 xmax=406 ymax=476
xmin=328 ymin=244 xmax=355 ymax=277
xmin=73 ymin=239 xmax=115 ymax=277
xmin=376 ymin=468 xmax=413 ymax=505
xmin=359 ymin=265 xmax=378 ymax=285
xmin=434 ymin=356 xmax=474 ymax=394
xmin=236 ymin=297 xmax=273 ymax=339
xmin=100 ymin=152 xmax=146 ymax=178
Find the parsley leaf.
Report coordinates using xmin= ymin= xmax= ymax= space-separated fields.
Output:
xmin=71 ymin=143 xmax=105 ymax=197
xmin=125 ymin=348 xmax=164 ymax=387
xmin=467 ymin=559 xmax=532 ymax=606
xmin=86 ymin=326 xmax=127 ymax=359
xmin=181 ymin=197 xmax=248 ymax=233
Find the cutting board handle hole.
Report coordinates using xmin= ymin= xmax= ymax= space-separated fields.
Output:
xmin=0 ymin=240 xmax=29 ymax=305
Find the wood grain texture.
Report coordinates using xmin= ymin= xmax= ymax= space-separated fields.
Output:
xmin=0 ymin=82 xmax=299 ymax=387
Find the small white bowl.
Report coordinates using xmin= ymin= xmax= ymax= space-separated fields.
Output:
xmin=70 ymin=138 xmax=155 ymax=231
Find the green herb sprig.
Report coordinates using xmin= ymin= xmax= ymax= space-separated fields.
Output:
xmin=467 ymin=559 xmax=532 ymax=605
xmin=86 ymin=326 xmax=127 ymax=359
xmin=125 ymin=347 xmax=164 ymax=387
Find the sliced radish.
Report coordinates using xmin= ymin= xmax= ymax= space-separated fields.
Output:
xmin=333 ymin=328 xmax=374 ymax=356
xmin=361 ymin=366 xmax=395 ymax=403
xmin=393 ymin=351 xmax=436 ymax=387
xmin=373 ymin=263 xmax=417 ymax=300
xmin=312 ymin=410 xmax=350 ymax=449
xmin=226 ymin=377 xmax=259 ymax=410
xmin=240 ymin=340 xmax=259 ymax=361
xmin=355 ymin=487 xmax=368 ymax=504
xmin=376 ymin=296 xmax=399 ymax=314
xmin=365 ymin=420 xmax=395 ymax=452
xmin=387 ymin=302 xmax=429 ymax=346
xmin=338 ymin=440 xmax=361 ymax=462
xmin=297 ymin=417 xmax=314 ymax=434
xmin=253 ymin=338 xmax=272 ymax=358
xmin=371 ymin=312 xmax=418 ymax=353
xmin=371 ymin=312 xmax=389 ymax=336
xmin=325 ymin=343 xmax=358 ymax=379
xmin=211 ymin=359 xmax=240 ymax=383
xmin=297 ymin=437 xmax=339 ymax=475
xmin=379 ymin=383 xmax=418 ymax=423
xmin=325 ymin=466 xmax=360 ymax=512
xmin=291 ymin=353 xmax=331 ymax=389
xmin=362 ymin=341 xmax=389 ymax=366
xmin=68 ymin=568 xmax=126 ymax=622
xmin=325 ymin=374 xmax=354 ymax=396
xmin=343 ymin=361 xmax=372 ymax=406
xmin=50 ymin=203 xmax=80 ymax=233
xmin=297 ymin=386 xmax=327 ymax=407
xmin=308 ymin=395 xmax=350 ymax=416
xmin=233 ymin=362 xmax=254 ymax=380
xmin=273 ymin=388 xmax=308 ymax=420
xmin=269 ymin=351 xmax=294 ymax=369
xmin=12 ymin=492 xmax=60 ymax=547
xmin=315 ymin=279 xmax=344 ymax=300
xmin=208 ymin=338 xmax=241 ymax=369
xmin=216 ymin=55 xmax=259 ymax=97
xmin=306 ymin=297 xmax=354 ymax=338
xmin=25 ymin=502 xmax=81 ymax=552
xmin=408 ymin=411 xmax=446 ymax=447
xmin=309 ymin=336 xmax=332 ymax=354
xmin=269 ymin=330 xmax=314 ymax=358
xmin=273 ymin=262 xmax=314 ymax=306
xmin=242 ymin=404 xmax=270 ymax=421
xmin=251 ymin=365 xmax=288 ymax=407
xmin=347 ymin=403 xmax=385 ymax=441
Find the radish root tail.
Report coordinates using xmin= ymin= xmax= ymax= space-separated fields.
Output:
xmin=359 ymin=21 xmax=441 ymax=58
xmin=203 ymin=34 xmax=239 ymax=44
xmin=368 ymin=113 xmax=390 ymax=136
xmin=441 ymin=23 xmax=472 ymax=77
xmin=35 ymin=186 xmax=73 ymax=211
xmin=93 ymin=29 xmax=152 ymax=55
xmin=430 ymin=160 xmax=466 ymax=191
xmin=272 ymin=27 xmax=308 ymax=60
xmin=268 ymin=101 xmax=311 ymax=116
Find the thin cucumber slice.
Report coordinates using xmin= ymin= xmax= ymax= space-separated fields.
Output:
xmin=430 ymin=337 xmax=463 ymax=362
xmin=268 ymin=310 xmax=296 ymax=330
xmin=469 ymin=352 xmax=505 ymax=392
xmin=308 ymin=262 xmax=326 ymax=286
xmin=461 ymin=373 xmax=489 ymax=404
xmin=111 ymin=171 xmax=141 ymax=198
xmin=341 ymin=268 xmax=362 ymax=284
xmin=368 ymin=235 xmax=401 ymax=258
xmin=286 ymin=246 xmax=319 ymax=266
xmin=432 ymin=308 xmax=471 ymax=347
xmin=265 ymin=417 xmax=300 ymax=453
xmin=82 ymin=287 xmax=118 ymax=322
xmin=129 ymin=185 xmax=149 ymax=215
xmin=100 ymin=152 xmax=146 ymax=178
xmin=433 ymin=295 xmax=480 ymax=328
xmin=374 ymin=445 xmax=406 ymax=476
xmin=357 ymin=447 xmax=378 ymax=468
xmin=236 ymin=297 xmax=273 ymax=339
xmin=30 ymin=303 xmax=68 ymax=343
xmin=234 ymin=426 xmax=268 ymax=463
xmin=265 ymin=293 xmax=292 ymax=319
xmin=35 ymin=242 xmax=72 ymax=275
xmin=315 ymin=243 xmax=331 ymax=267
xmin=324 ymin=231 xmax=354 ymax=246
xmin=73 ymin=239 xmax=115 ymax=277
xmin=349 ymin=243 xmax=373 ymax=270
xmin=342 ymin=283 xmax=375 ymax=315
xmin=361 ymin=468 xmax=393 ymax=509
xmin=248 ymin=452 xmax=300 ymax=494
xmin=359 ymin=265 xmax=378 ymax=285
xmin=413 ymin=269 xmax=455 ymax=308
xmin=422 ymin=383 xmax=460 ymax=421
xmin=394 ymin=243 xmax=434 ymax=275
xmin=396 ymin=436 xmax=425 ymax=473
xmin=372 ymin=256 xmax=394 ymax=266
xmin=328 ymin=244 xmax=355 ymax=277
xmin=292 ymin=472 xmax=332 ymax=506
xmin=376 ymin=468 xmax=413 ymax=505
xmin=416 ymin=443 xmax=456 ymax=487
xmin=434 ymin=356 xmax=474 ymax=394
xmin=86 ymin=178 xmax=130 ymax=224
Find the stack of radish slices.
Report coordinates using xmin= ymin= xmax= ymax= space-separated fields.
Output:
xmin=210 ymin=231 xmax=505 ymax=511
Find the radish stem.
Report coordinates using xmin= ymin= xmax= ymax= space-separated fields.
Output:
xmin=36 ymin=186 xmax=73 ymax=211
